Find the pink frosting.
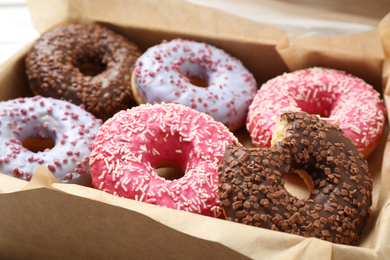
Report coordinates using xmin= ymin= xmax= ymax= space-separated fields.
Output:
xmin=90 ymin=103 xmax=237 ymax=218
xmin=247 ymin=67 xmax=386 ymax=156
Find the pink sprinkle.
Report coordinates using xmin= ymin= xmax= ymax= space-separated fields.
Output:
xmin=54 ymin=159 xmax=62 ymax=167
xmin=47 ymin=164 xmax=56 ymax=172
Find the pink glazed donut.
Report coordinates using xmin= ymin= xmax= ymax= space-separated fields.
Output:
xmin=90 ymin=102 xmax=237 ymax=218
xmin=247 ymin=67 xmax=386 ymax=158
xmin=131 ymin=38 xmax=257 ymax=131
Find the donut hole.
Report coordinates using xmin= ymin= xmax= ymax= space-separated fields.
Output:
xmin=295 ymin=94 xmax=334 ymax=118
xmin=79 ymin=62 xmax=106 ymax=76
xmin=22 ymin=137 xmax=55 ymax=153
xmin=187 ymin=76 xmax=209 ymax=88
xmin=155 ymin=160 xmax=185 ymax=181
xmin=284 ymin=170 xmax=314 ymax=200
xmin=180 ymin=61 xmax=209 ymax=88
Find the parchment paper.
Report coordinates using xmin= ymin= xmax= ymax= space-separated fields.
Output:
xmin=0 ymin=0 xmax=389 ymax=259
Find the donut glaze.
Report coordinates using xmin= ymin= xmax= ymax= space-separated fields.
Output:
xmin=247 ymin=67 xmax=386 ymax=157
xmin=132 ymin=38 xmax=257 ymax=131
xmin=25 ymin=23 xmax=142 ymax=121
xmin=90 ymin=103 xmax=237 ymax=218
xmin=219 ymin=112 xmax=372 ymax=245
xmin=0 ymin=96 xmax=102 ymax=185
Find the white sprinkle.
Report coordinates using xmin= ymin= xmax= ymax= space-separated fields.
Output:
xmin=139 ymin=192 xmax=146 ymax=202
xmin=99 ymin=170 xmax=107 ymax=180
xmin=121 ymin=183 xmax=128 ymax=192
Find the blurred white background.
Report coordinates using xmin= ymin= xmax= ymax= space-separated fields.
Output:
xmin=0 ymin=0 xmax=38 ymax=64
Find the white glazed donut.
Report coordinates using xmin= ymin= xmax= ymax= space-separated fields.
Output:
xmin=0 ymin=96 xmax=102 ymax=185
xmin=131 ymin=38 xmax=257 ymax=131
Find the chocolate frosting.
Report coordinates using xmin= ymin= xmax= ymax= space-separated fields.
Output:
xmin=25 ymin=24 xmax=141 ymax=121
xmin=218 ymin=111 xmax=372 ymax=245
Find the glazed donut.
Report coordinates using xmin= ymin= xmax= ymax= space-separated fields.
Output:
xmin=0 ymin=96 xmax=102 ymax=185
xmin=90 ymin=102 xmax=237 ymax=218
xmin=247 ymin=67 xmax=386 ymax=158
xmin=219 ymin=111 xmax=372 ymax=245
xmin=25 ymin=23 xmax=142 ymax=121
xmin=131 ymin=38 xmax=257 ymax=131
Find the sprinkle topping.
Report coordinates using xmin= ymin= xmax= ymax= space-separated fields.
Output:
xmin=90 ymin=103 xmax=237 ymax=218
xmin=133 ymin=39 xmax=257 ymax=131
xmin=247 ymin=67 xmax=386 ymax=157
xmin=220 ymin=112 xmax=372 ymax=245
xmin=0 ymin=96 xmax=102 ymax=185
xmin=25 ymin=23 xmax=142 ymax=121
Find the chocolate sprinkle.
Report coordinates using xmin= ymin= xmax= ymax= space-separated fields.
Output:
xmin=218 ymin=112 xmax=373 ymax=245
xmin=25 ymin=24 xmax=142 ymax=121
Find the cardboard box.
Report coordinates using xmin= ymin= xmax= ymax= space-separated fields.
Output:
xmin=0 ymin=0 xmax=389 ymax=259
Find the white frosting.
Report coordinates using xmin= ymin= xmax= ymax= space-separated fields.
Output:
xmin=0 ymin=96 xmax=102 ymax=185
xmin=133 ymin=39 xmax=257 ymax=130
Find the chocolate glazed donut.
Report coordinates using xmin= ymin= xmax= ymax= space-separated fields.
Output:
xmin=218 ymin=111 xmax=373 ymax=245
xmin=25 ymin=24 xmax=142 ymax=121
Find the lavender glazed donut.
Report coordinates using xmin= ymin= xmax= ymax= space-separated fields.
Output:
xmin=131 ymin=38 xmax=257 ymax=131
xmin=0 ymin=96 xmax=102 ymax=185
